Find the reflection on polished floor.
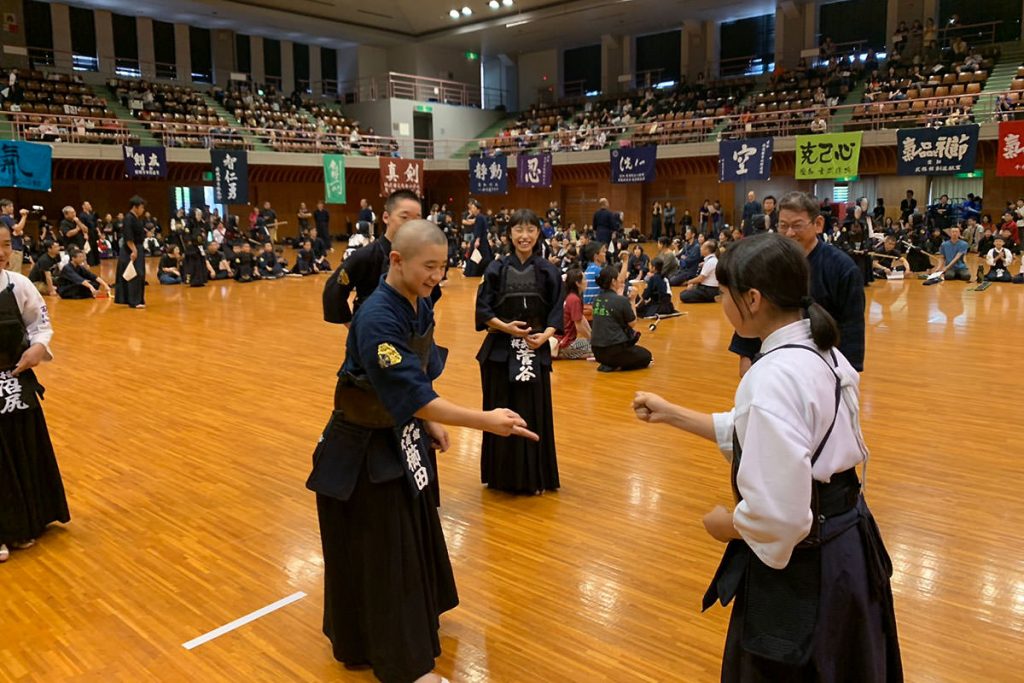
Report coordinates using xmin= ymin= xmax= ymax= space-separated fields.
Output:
xmin=2 ymin=258 xmax=1022 ymax=682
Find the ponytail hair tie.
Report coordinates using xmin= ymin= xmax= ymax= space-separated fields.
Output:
xmin=800 ymin=296 xmax=814 ymax=310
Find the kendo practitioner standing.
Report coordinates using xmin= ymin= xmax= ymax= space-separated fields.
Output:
xmin=475 ymin=209 xmax=564 ymax=495
xmin=0 ymin=222 xmax=70 ymax=563
xmin=462 ymin=199 xmax=492 ymax=277
xmin=323 ymin=190 xmax=427 ymax=327
xmin=114 ymin=196 xmax=147 ymax=309
xmin=308 ymin=220 xmax=537 ymax=683
xmin=633 ymin=233 xmax=902 ymax=683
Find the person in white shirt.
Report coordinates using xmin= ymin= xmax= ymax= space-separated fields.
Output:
xmin=679 ymin=239 xmax=720 ymax=303
xmin=0 ymin=223 xmax=70 ymax=563
xmin=632 ymin=233 xmax=901 ymax=682
xmin=984 ymin=236 xmax=1014 ymax=283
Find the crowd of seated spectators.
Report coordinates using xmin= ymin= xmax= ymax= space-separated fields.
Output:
xmin=848 ymin=39 xmax=996 ymax=130
xmin=109 ymin=77 xmax=244 ymax=149
xmin=726 ymin=50 xmax=863 ymax=138
xmin=480 ymin=76 xmax=753 ymax=153
xmin=994 ymin=65 xmax=1024 ymax=120
xmin=0 ymin=69 xmax=132 ymax=144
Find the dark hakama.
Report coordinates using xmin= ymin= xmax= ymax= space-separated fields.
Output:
xmin=475 ymin=254 xmax=564 ymax=494
xmin=463 ymin=214 xmax=492 ymax=277
xmin=0 ymin=394 xmax=71 ymax=546
xmin=182 ymin=248 xmax=209 ymax=287
xmin=316 ymin=451 xmax=457 ymax=683
xmin=114 ymin=213 xmax=147 ymax=307
xmin=719 ymin=500 xmax=902 ymax=683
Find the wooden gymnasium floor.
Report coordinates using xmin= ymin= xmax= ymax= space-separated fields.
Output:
xmin=1 ymin=250 xmax=1022 ymax=683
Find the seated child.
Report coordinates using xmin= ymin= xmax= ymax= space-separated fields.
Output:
xmin=555 ymin=268 xmax=593 ymax=360
xmin=205 ymin=242 xmax=233 ymax=280
xmin=679 ymin=239 xmax=720 ymax=303
xmin=310 ymin=227 xmax=332 ymax=271
xmin=292 ymin=239 xmax=319 ymax=276
xmin=986 ymin=236 xmax=1014 ymax=282
xmin=158 ymin=245 xmax=183 ymax=284
xmin=873 ymin=236 xmax=910 ymax=279
xmin=232 ymin=241 xmax=259 ymax=282
xmin=257 ymin=242 xmax=287 ymax=278
xmin=56 ymin=247 xmax=111 ymax=299
xmin=591 ymin=264 xmax=653 ymax=372
xmin=636 ymin=257 xmax=677 ymax=318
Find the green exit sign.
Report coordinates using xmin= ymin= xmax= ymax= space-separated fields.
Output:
xmin=835 ymin=175 xmax=859 ymax=182
xmin=415 ymin=104 xmax=433 ymax=113
xmin=465 ymin=51 xmax=479 ymax=60
xmin=956 ymin=170 xmax=983 ymax=179
xmin=202 ymin=171 xmax=214 ymax=181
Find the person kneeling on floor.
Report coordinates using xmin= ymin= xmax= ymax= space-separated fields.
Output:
xmin=680 ymin=239 xmax=720 ymax=304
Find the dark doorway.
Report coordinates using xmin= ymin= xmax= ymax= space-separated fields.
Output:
xmin=413 ymin=112 xmax=433 ymax=159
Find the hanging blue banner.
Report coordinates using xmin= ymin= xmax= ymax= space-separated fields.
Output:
xmin=897 ymin=125 xmax=979 ymax=176
xmin=610 ymin=146 xmax=656 ymax=183
xmin=516 ymin=152 xmax=553 ymax=189
xmin=719 ymin=137 xmax=774 ymax=182
xmin=469 ymin=155 xmax=508 ymax=194
xmin=210 ymin=149 xmax=249 ymax=204
xmin=123 ymin=145 xmax=167 ymax=179
xmin=0 ymin=141 xmax=52 ymax=191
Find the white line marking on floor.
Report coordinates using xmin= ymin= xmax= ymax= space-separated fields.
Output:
xmin=182 ymin=591 xmax=307 ymax=650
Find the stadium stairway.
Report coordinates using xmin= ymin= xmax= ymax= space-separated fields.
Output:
xmin=102 ymin=95 xmax=159 ymax=146
xmin=710 ymin=72 xmax=771 ymax=140
xmin=452 ymin=116 xmax=514 ymax=158
xmin=972 ymin=40 xmax=1024 ymax=120
xmin=831 ymin=81 xmax=868 ymax=131
xmin=203 ymin=93 xmax=270 ymax=151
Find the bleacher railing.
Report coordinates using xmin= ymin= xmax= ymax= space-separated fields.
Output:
xmin=939 ymin=21 xmax=1005 ymax=49
xmin=338 ymin=72 xmax=510 ymax=109
xmin=7 ymin=89 xmax=1022 ymax=159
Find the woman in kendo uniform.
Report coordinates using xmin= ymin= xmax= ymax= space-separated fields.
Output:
xmin=475 ymin=208 xmax=564 ymax=494
xmin=0 ymin=222 xmax=70 ymax=563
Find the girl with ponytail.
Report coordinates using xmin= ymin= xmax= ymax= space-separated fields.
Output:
xmin=632 ymin=232 xmax=902 ymax=682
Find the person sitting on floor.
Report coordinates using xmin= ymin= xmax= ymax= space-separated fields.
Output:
xmin=232 ymin=241 xmax=259 ymax=282
xmin=27 ymin=240 xmax=61 ymax=296
xmin=205 ymin=241 xmax=233 ymax=280
xmin=591 ymin=264 xmax=652 ymax=373
xmin=985 ymin=236 xmax=1014 ymax=283
xmin=56 ymin=248 xmax=111 ymax=299
xmin=927 ymin=226 xmax=970 ymax=282
xmin=257 ymin=242 xmax=287 ymax=279
xmin=872 ymin=236 xmax=910 ymax=279
xmin=679 ymin=239 xmax=720 ymax=304
xmin=310 ymin=227 xmax=332 ymax=272
xmin=158 ymin=245 xmax=183 ymax=284
xmin=636 ymin=257 xmax=677 ymax=319
xmin=292 ymin=239 xmax=319 ymax=276
xmin=554 ymin=268 xmax=593 ymax=360
xmin=671 ymin=227 xmax=701 ymax=286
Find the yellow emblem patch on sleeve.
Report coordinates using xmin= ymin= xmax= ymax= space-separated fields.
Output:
xmin=377 ymin=343 xmax=403 ymax=368
xmin=338 ymin=268 xmax=350 ymax=286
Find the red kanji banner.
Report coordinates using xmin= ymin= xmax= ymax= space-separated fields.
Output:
xmin=996 ymin=121 xmax=1024 ymax=177
xmin=379 ymin=158 xmax=424 ymax=197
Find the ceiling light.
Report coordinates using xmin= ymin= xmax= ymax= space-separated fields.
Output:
xmin=502 ymin=0 xmax=513 ymax=5
xmin=449 ymin=8 xmax=460 ymax=18
xmin=489 ymin=0 xmax=499 ymax=8
xmin=462 ymin=6 xmax=472 ymax=15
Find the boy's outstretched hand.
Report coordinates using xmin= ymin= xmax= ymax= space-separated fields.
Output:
xmin=484 ymin=408 xmax=539 ymax=441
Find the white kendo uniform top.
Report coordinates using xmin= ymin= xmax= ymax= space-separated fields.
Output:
xmin=712 ymin=319 xmax=868 ymax=570
xmin=1 ymin=269 xmax=54 ymax=359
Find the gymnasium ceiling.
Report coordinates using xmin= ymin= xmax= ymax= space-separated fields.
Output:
xmin=71 ymin=0 xmax=775 ymax=54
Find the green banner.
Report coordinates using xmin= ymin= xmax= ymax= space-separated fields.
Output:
xmin=323 ymin=154 xmax=346 ymax=204
xmin=795 ymin=132 xmax=862 ymax=179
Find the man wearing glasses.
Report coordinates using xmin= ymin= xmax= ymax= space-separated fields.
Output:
xmin=729 ymin=191 xmax=866 ymax=377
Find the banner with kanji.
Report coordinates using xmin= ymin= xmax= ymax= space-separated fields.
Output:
xmin=0 ymin=141 xmax=51 ymax=191
xmin=323 ymin=154 xmax=346 ymax=204
xmin=469 ymin=155 xmax=508 ymax=194
xmin=123 ymin=145 xmax=167 ymax=179
xmin=516 ymin=152 xmax=553 ymax=188
xmin=897 ymin=125 xmax=978 ymax=176
xmin=610 ymin=146 xmax=657 ymax=183
xmin=210 ymin=149 xmax=248 ymax=204
xmin=379 ymin=158 xmax=423 ymax=197
xmin=719 ymin=137 xmax=773 ymax=182
xmin=996 ymin=121 xmax=1024 ymax=177
xmin=795 ymin=132 xmax=862 ymax=179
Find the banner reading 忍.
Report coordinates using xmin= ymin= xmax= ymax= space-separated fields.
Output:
xmin=0 ymin=141 xmax=52 ymax=191
xmin=516 ymin=152 xmax=553 ymax=188
xmin=719 ymin=137 xmax=773 ymax=182
xmin=795 ymin=132 xmax=862 ymax=179
xmin=996 ymin=121 xmax=1024 ymax=177
xmin=323 ymin=154 xmax=347 ymax=204
xmin=610 ymin=146 xmax=657 ymax=183
xmin=210 ymin=149 xmax=248 ymax=204
xmin=379 ymin=158 xmax=424 ymax=197
xmin=897 ymin=125 xmax=979 ymax=176
xmin=123 ymin=145 xmax=167 ymax=179
xmin=469 ymin=155 xmax=508 ymax=194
